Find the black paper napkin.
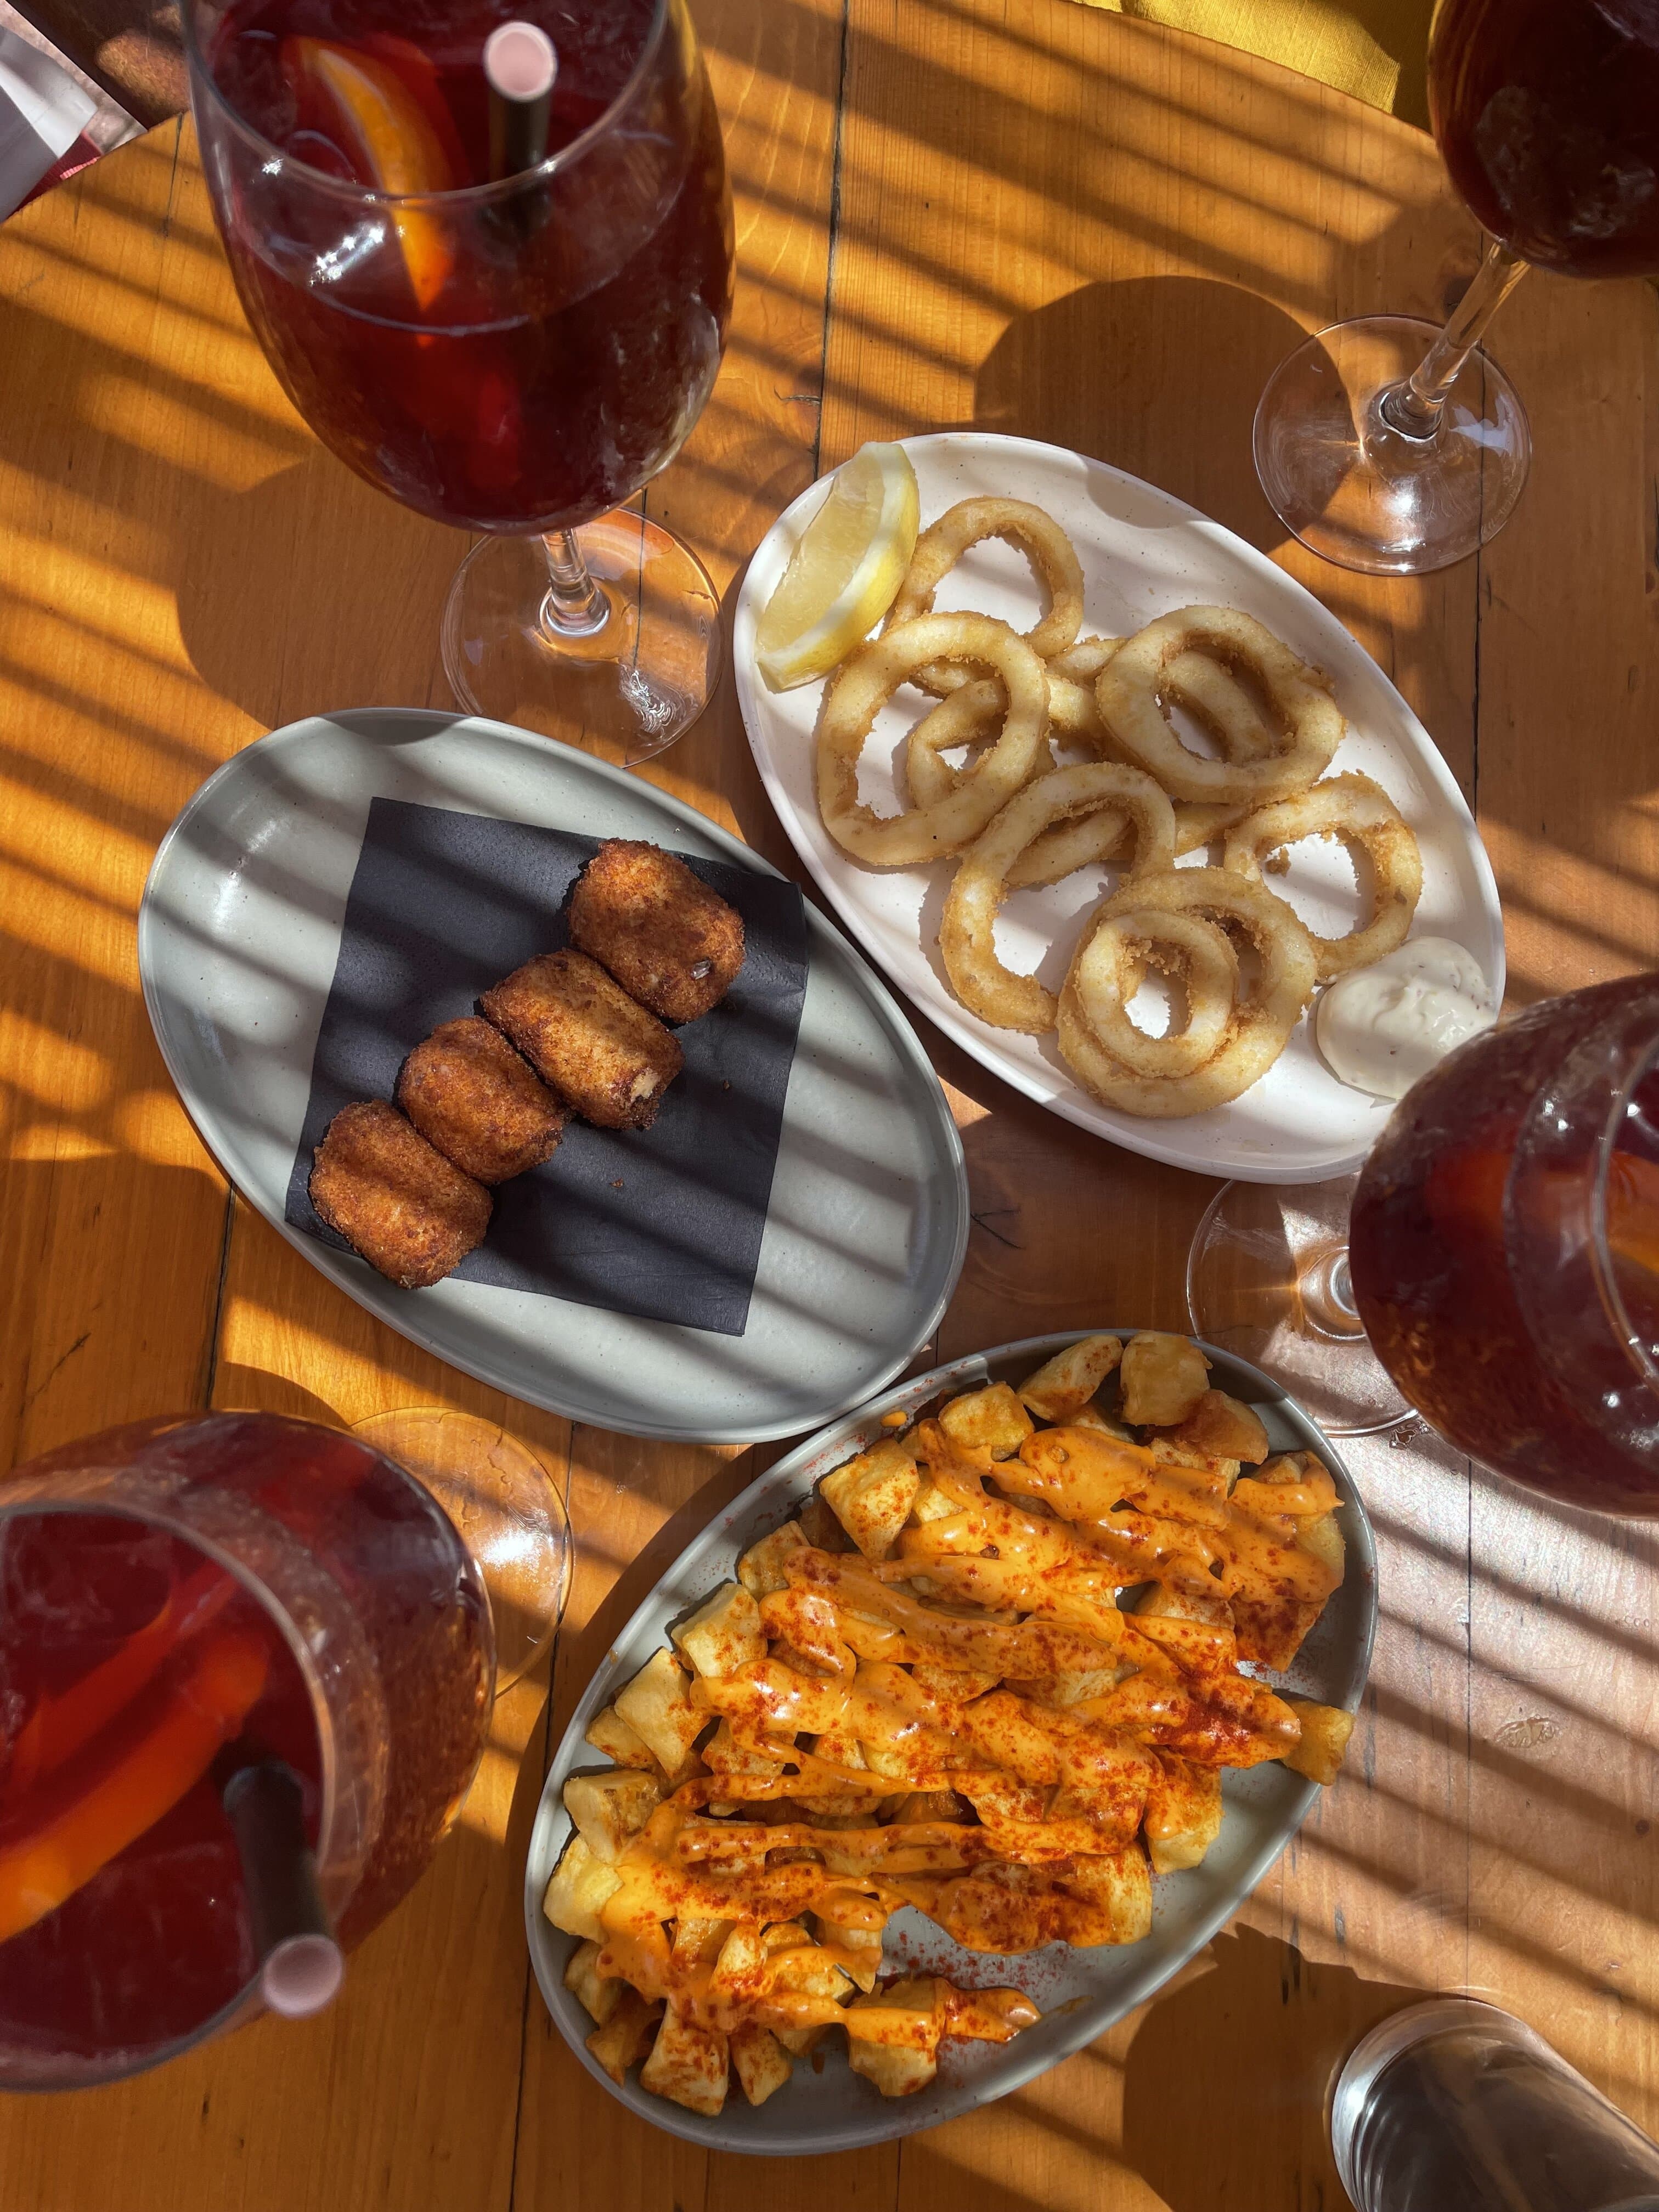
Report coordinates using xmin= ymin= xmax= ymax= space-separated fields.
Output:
xmin=285 ymin=799 xmax=809 ymax=1336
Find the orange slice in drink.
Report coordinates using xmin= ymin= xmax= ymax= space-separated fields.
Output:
xmin=285 ymin=36 xmax=456 ymax=308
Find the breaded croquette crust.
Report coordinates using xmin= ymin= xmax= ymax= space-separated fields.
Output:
xmin=309 ymin=1100 xmax=491 ymax=1288
xmin=481 ymin=949 xmax=684 ymax=1130
xmin=568 ymin=839 xmax=746 ymax=1022
xmin=397 ymin=1017 xmax=566 ymax=1183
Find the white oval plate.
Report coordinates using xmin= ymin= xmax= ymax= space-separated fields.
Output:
xmin=526 ymin=1330 xmax=1377 ymax=2152
xmin=138 ymin=708 xmax=968 ymax=1443
xmin=733 ymin=432 xmax=1505 ymax=1184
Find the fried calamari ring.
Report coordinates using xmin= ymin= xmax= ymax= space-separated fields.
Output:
xmin=906 ymin=653 xmax=1254 ymax=883
xmin=1222 ymin=772 xmax=1423 ymax=979
xmin=884 ymin=499 xmax=1086 ymax=691
xmin=1058 ymin=868 xmax=1317 ymax=1116
xmin=1068 ymin=907 xmax=1240 ymax=1079
xmin=817 ymin=613 xmax=1049 ymax=867
xmin=906 ymin=648 xmax=1113 ymax=782
xmin=1048 ymin=636 xmax=1122 ymax=684
xmin=1008 ymin=803 xmax=1128 ymax=889
xmin=940 ymin=765 xmax=1176 ymax=1032
xmin=1163 ymin=650 xmax=1280 ymax=763
xmin=1096 ymin=607 xmax=1343 ymax=804
xmin=906 ymin=665 xmax=1109 ymax=835
xmin=1172 ymin=798 xmax=1255 ymax=856
xmin=905 ymin=682 xmax=1022 ymax=810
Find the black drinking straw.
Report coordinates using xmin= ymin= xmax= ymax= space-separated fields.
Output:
xmin=222 ymin=1762 xmax=345 ymax=2021
xmin=484 ymin=21 xmax=558 ymax=180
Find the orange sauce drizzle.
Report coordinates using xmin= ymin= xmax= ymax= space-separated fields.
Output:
xmin=584 ymin=1415 xmax=1341 ymax=2045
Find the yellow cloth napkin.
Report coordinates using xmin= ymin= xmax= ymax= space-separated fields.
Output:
xmin=1083 ymin=0 xmax=1434 ymax=124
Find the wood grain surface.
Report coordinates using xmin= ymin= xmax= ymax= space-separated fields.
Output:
xmin=1 ymin=1 xmax=1656 ymax=2207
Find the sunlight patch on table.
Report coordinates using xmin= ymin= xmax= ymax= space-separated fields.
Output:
xmin=79 ymin=368 xmax=307 ymax=487
xmin=0 ymin=1008 xmax=112 ymax=1112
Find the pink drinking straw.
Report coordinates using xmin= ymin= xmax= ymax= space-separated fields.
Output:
xmin=222 ymin=1763 xmax=345 ymax=2021
xmin=484 ymin=21 xmax=557 ymax=179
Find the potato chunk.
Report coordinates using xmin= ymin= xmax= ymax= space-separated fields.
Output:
xmin=730 ymin=2020 xmax=793 ymax=2106
xmin=821 ymin=1438 xmax=921 ymax=1561
xmin=906 ymin=1477 xmax=961 ymax=1526
xmin=586 ymin=1989 xmax=661 ymax=2085
xmin=1120 ymin=1333 xmax=1211 ymax=1426
xmin=1299 ymin=1511 xmax=1346 ymax=1584
xmin=673 ymin=1582 xmax=767 ymax=1678
xmin=584 ymin=1704 xmax=658 ymax=1772
xmin=766 ymin=1939 xmax=853 ymax=2001
xmin=1143 ymin=1753 xmax=1224 ymax=1872
xmin=1070 ymin=1844 xmax=1153 ymax=1942
xmin=775 ymin=2024 xmax=826 ymax=2058
xmin=672 ymin=1915 xmax=734 ymax=1967
xmin=709 ymin=1922 xmax=767 ymax=1997
xmin=845 ymin=1978 xmax=941 ymax=2097
xmin=563 ymin=1938 xmax=622 ymax=2026
xmin=1159 ymin=1388 xmax=1270 ymax=1465
xmin=702 ymin=1718 xmax=788 ymax=1781
xmin=737 ymin=1520 xmax=811 ymax=1598
xmin=1282 ymin=1697 xmax=1356 ymax=1786
xmin=543 ymin=1835 xmax=623 ymax=1942
xmin=1137 ymin=1579 xmax=1232 ymax=1629
xmin=1018 ymin=1335 xmax=1125 ymax=1421
xmin=640 ymin=2002 xmax=730 ymax=2116
xmin=562 ymin=1768 xmax=661 ymax=1864
xmin=939 ymin=1382 xmax=1033 ymax=1464
xmin=1068 ymin=1402 xmax=1135 ymax=1441
xmin=614 ymin=1647 xmax=706 ymax=1771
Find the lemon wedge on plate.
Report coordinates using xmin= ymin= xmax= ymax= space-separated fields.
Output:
xmin=755 ymin=442 xmax=920 ymax=691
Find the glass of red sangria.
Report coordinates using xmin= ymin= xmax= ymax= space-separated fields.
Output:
xmin=185 ymin=0 xmax=733 ymax=760
xmin=1190 ymin=976 xmax=1659 ymax=1517
xmin=0 ymin=1412 xmax=493 ymax=2088
xmin=1253 ymin=0 xmax=1659 ymax=574
xmin=1350 ymin=974 xmax=1659 ymax=1516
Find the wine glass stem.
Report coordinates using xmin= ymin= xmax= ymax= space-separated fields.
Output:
xmin=540 ymin=528 xmax=610 ymax=639
xmin=1379 ymin=238 xmax=1529 ymax=441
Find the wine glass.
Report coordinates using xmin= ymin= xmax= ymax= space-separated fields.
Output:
xmin=1187 ymin=1173 xmax=1414 ymax=1437
xmin=185 ymin=0 xmax=733 ymax=762
xmin=1189 ymin=975 xmax=1659 ymax=1515
xmin=1253 ymin=0 xmax=1659 ymax=575
xmin=0 ymin=1413 xmax=493 ymax=2087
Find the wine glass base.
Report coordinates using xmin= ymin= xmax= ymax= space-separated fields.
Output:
xmin=1253 ymin=315 xmax=1531 ymax=576
xmin=1186 ymin=1175 xmax=1413 ymax=1437
xmin=442 ymin=513 xmax=723 ymax=766
xmin=351 ymin=1409 xmax=570 ymax=1694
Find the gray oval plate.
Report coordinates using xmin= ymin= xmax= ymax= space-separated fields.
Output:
xmin=526 ymin=1330 xmax=1377 ymax=2151
xmin=137 ymin=709 xmax=968 ymax=1442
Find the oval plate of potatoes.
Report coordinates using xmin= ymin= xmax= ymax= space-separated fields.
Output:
xmin=526 ymin=1329 xmax=1376 ymax=2152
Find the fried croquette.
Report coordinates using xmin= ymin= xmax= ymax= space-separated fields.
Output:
xmin=309 ymin=1100 xmax=491 ymax=1288
xmin=568 ymin=839 xmax=746 ymax=1022
xmin=480 ymin=950 xmax=684 ymax=1130
xmin=397 ymin=1017 xmax=566 ymax=1184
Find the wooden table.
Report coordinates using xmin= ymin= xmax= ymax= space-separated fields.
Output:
xmin=2 ymin=4 xmax=1656 ymax=2205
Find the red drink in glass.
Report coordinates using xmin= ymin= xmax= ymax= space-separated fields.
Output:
xmin=0 ymin=1414 xmax=492 ymax=2087
xmin=199 ymin=0 xmax=732 ymax=534
xmin=1350 ymin=975 xmax=1659 ymax=1517
xmin=1430 ymin=0 xmax=1659 ymax=280
xmin=187 ymin=0 xmax=734 ymax=755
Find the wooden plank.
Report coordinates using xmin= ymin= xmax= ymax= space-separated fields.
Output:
xmin=506 ymin=0 xmax=857 ymax=2203
xmin=1474 ymin=270 xmax=1659 ymax=998
xmin=809 ymin=8 xmax=1482 ymax=2205
xmin=0 ymin=122 xmax=235 ymax=1464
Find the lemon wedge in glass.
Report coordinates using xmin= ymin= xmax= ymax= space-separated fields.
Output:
xmin=285 ymin=38 xmax=456 ymax=308
xmin=755 ymin=442 xmax=920 ymax=691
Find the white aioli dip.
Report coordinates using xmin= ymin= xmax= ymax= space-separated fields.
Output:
xmin=1316 ymin=937 xmax=1497 ymax=1101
